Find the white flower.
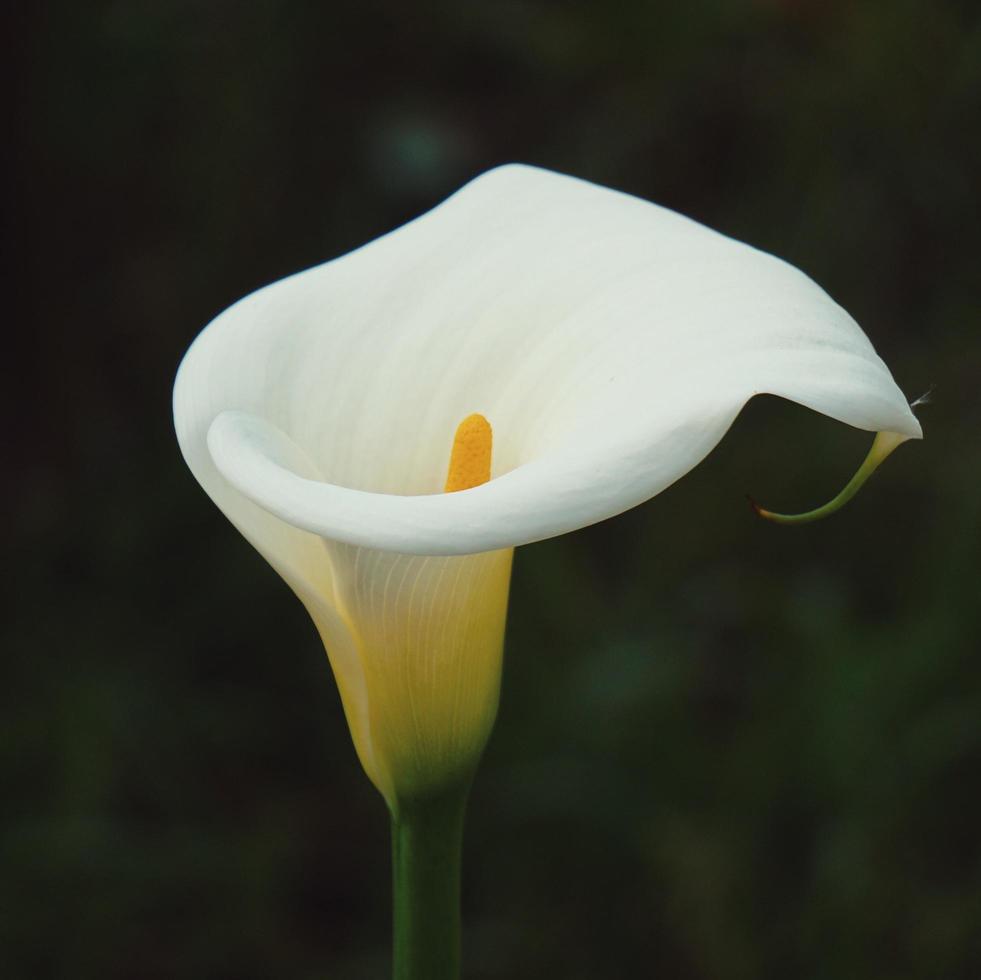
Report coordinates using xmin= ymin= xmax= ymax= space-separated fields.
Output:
xmin=173 ymin=164 xmax=921 ymax=808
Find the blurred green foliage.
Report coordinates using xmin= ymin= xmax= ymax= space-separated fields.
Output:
xmin=5 ymin=1 xmax=980 ymax=978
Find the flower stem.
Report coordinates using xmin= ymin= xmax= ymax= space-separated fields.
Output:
xmin=390 ymin=781 xmax=470 ymax=980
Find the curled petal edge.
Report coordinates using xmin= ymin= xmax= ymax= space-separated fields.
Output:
xmin=207 ymin=394 xmax=921 ymax=557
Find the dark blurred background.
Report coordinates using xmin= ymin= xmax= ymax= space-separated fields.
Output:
xmin=5 ymin=1 xmax=980 ymax=978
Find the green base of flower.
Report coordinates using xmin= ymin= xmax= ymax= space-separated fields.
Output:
xmin=391 ymin=781 xmax=471 ymax=980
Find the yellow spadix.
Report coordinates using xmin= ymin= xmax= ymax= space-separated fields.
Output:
xmin=444 ymin=413 xmax=493 ymax=493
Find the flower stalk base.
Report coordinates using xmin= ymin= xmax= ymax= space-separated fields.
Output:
xmin=391 ymin=782 xmax=470 ymax=980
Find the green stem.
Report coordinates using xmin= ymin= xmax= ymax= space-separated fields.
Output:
xmin=391 ymin=782 xmax=470 ymax=980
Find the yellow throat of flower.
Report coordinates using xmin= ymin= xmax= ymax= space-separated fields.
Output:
xmin=444 ymin=413 xmax=492 ymax=492
xmin=312 ymin=410 xmax=511 ymax=809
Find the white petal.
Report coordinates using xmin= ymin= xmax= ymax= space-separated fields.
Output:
xmin=175 ymin=164 xmax=921 ymax=559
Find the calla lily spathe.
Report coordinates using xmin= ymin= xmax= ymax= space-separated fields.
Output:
xmin=174 ymin=164 xmax=921 ymax=806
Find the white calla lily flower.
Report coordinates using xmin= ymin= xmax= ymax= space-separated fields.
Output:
xmin=174 ymin=164 xmax=921 ymax=807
